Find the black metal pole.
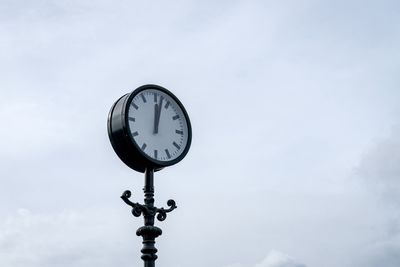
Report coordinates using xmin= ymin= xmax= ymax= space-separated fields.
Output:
xmin=137 ymin=168 xmax=162 ymax=267
xmin=121 ymin=169 xmax=177 ymax=267
xmin=143 ymin=168 xmax=155 ymax=226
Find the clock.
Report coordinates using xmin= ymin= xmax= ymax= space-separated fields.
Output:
xmin=107 ymin=84 xmax=192 ymax=173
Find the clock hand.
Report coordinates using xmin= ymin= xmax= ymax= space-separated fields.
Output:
xmin=158 ymin=96 xmax=164 ymax=119
xmin=154 ymin=96 xmax=164 ymax=134
xmin=153 ymin=103 xmax=159 ymax=134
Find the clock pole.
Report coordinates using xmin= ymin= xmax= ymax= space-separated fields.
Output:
xmin=108 ymin=85 xmax=191 ymax=267
xmin=121 ymin=168 xmax=177 ymax=267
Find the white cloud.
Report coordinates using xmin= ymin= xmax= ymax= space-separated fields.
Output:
xmin=0 ymin=210 xmax=306 ymax=267
xmin=355 ymin=124 xmax=400 ymax=266
xmin=362 ymin=234 xmax=400 ymax=267
xmin=224 ymin=250 xmax=306 ymax=267
xmin=253 ymin=250 xmax=306 ymax=267
xmin=0 ymin=209 xmax=134 ymax=267
xmin=357 ymin=124 xmax=400 ymax=207
xmin=223 ymin=263 xmax=245 ymax=267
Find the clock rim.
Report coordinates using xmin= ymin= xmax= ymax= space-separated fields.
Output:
xmin=108 ymin=93 xmax=149 ymax=172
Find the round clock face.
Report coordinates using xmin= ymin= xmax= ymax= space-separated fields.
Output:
xmin=107 ymin=84 xmax=192 ymax=172
xmin=127 ymin=89 xmax=189 ymax=162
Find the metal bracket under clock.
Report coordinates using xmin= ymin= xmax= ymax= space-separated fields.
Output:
xmin=121 ymin=191 xmax=177 ymax=223
xmin=120 ymin=168 xmax=177 ymax=266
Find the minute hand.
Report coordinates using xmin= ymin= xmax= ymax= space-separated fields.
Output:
xmin=153 ymin=96 xmax=163 ymax=134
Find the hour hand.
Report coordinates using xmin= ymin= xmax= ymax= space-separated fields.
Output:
xmin=153 ymin=104 xmax=159 ymax=134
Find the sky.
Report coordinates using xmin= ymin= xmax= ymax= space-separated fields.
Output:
xmin=1 ymin=0 xmax=400 ymax=266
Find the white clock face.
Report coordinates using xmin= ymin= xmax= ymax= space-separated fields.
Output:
xmin=127 ymin=89 xmax=189 ymax=162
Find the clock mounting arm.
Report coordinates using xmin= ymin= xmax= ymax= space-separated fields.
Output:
xmin=120 ymin=169 xmax=177 ymax=224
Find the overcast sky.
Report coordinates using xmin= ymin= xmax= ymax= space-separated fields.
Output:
xmin=1 ymin=1 xmax=400 ymax=267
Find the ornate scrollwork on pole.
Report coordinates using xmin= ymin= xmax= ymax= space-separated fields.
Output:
xmin=121 ymin=169 xmax=177 ymax=267
xmin=121 ymin=190 xmax=145 ymax=217
xmin=156 ymin=199 xmax=177 ymax=221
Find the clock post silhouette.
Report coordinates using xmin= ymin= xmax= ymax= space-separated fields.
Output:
xmin=108 ymin=84 xmax=192 ymax=267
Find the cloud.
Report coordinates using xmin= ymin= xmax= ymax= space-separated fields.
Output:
xmin=362 ymin=234 xmax=400 ymax=267
xmin=225 ymin=250 xmax=306 ymax=267
xmin=253 ymin=250 xmax=306 ymax=267
xmin=0 ymin=210 xmax=308 ymax=267
xmin=356 ymin=124 xmax=400 ymax=266
xmin=0 ymin=209 xmax=134 ymax=267
xmin=0 ymin=208 xmax=308 ymax=267
xmin=357 ymin=124 xmax=400 ymax=207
